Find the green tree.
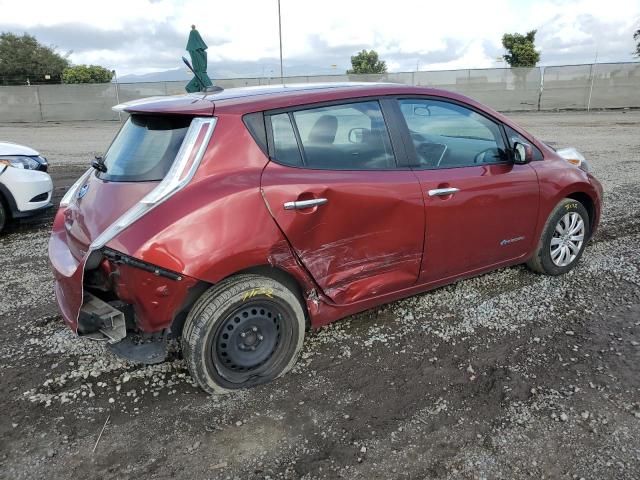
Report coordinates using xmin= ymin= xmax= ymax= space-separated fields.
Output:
xmin=0 ymin=32 xmax=70 ymax=85
xmin=634 ymin=28 xmax=640 ymax=57
xmin=501 ymin=30 xmax=540 ymax=67
xmin=347 ymin=49 xmax=387 ymax=74
xmin=62 ymin=65 xmax=113 ymax=84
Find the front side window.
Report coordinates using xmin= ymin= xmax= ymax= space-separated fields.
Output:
xmin=270 ymin=100 xmax=396 ymax=170
xmin=398 ymin=99 xmax=508 ymax=169
xmin=99 ymin=114 xmax=192 ymax=182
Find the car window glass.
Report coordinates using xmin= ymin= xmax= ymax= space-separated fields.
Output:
xmin=398 ymin=99 xmax=508 ymax=169
xmin=504 ymin=125 xmax=543 ymax=160
xmin=270 ymin=113 xmax=303 ymax=166
xmin=100 ymin=115 xmax=191 ymax=182
xmin=290 ymin=101 xmax=396 ymax=170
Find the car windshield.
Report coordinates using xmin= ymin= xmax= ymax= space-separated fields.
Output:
xmin=98 ymin=115 xmax=192 ymax=182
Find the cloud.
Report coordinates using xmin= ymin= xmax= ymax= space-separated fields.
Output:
xmin=536 ymin=13 xmax=639 ymax=64
xmin=0 ymin=21 xmax=229 ymax=71
xmin=0 ymin=0 xmax=638 ymax=77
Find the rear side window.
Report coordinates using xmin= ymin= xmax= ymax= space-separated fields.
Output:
xmin=99 ymin=115 xmax=192 ymax=182
xmin=269 ymin=101 xmax=396 ymax=170
xmin=504 ymin=125 xmax=544 ymax=161
xmin=398 ymin=99 xmax=508 ymax=169
xmin=270 ymin=113 xmax=303 ymax=167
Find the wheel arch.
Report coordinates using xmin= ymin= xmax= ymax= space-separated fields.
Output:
xmin=565 ymin=191 xmax=595 ymax=236
xmin=170 ymin=264 xmax=312 ymax=339
xmin=236 ymin=265 xmax=308 ymax=313
xmin=0 ymin=182 xmax=17 ymax=219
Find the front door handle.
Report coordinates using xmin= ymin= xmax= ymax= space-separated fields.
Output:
xmin=428 ymin=187 xmax=460 ymax=197
xmin=284 ymin=198 xmax=328 ymax=210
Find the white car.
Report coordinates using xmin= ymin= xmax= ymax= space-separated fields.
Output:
xmin=0 ymin=142 xmax=53 ymax=232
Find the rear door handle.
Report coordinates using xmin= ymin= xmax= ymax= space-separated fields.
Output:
xmin=428 ymin=187 xmax=460 ymax=197
xmin=283 ymin=198 xmax=328 ymax=210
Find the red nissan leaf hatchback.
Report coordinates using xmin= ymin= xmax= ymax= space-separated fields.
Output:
xmin=49 ymin=83 xmax=602 ymax=393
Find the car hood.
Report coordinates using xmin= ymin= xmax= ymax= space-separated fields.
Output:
xmin=0 ymin=141 xmax=40 ymax=156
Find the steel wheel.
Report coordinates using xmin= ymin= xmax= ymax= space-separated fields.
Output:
xmin=212 ymin=301 xmax=285 ymax=383
xmin=550 ymin=211 xmax=585 ymax=267
xmin=183 ymin=275 xmax=306 ymax=394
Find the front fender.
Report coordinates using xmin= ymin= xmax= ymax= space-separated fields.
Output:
xmin=532 ymin=159 xmax=603 ymax=242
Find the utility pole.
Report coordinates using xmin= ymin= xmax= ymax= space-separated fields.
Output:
xmin=587 ymin=47 xmax=598 ymax=112
xmin=278 ymin=0 xmax=284 ymax=83
xmin=112 ymin=69 xmax=122 ymax=122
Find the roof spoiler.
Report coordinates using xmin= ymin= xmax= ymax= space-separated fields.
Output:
xmin=112 ymin=96 xmax=169 ymax=112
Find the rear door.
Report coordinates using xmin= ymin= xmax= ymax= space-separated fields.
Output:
xmin=394 ymin=98 xmax=540 ymax=283
xmin=260 ymin=99 xmax=425 ymax=305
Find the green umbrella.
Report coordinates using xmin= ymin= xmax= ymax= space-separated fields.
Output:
xmin=185 ymin=25 xmax=213 ymax=93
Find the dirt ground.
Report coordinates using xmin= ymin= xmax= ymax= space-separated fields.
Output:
xmin=0 ymin=111 xmax=639 ymax=480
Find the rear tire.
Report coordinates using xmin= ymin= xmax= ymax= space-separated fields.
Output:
xmin=182 ymin=274 xmax=306 ymax=394
xmin=527 ymin=198 xmax=590 ymax=275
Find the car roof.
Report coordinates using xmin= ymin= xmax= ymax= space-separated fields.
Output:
xmin=116 ymin=81 xmax=547 ymax=153
xmin=205 ymin=82 xmax=380 ymax=101
xmin=207 ymin=82 xmax=463 ymax=113
xmin=119 ymin=82 xmax=486 ymax=116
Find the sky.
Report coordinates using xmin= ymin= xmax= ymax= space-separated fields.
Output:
xmin=0 ymin=0 xmax=638 ymax=79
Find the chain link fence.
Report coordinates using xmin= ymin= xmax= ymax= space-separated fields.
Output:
xmin=1 ymin=62 xmax=638 ymax=122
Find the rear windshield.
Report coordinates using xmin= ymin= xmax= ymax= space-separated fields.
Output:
xmin=98 ymin=115 xmax=192 ymax=182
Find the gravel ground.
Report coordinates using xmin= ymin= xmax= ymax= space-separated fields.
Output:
xmin=0 ymin=111 xmax=639 ymax=479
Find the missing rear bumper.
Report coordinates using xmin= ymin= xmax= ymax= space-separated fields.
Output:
xmin=79 ymin=292 xmax=126 ymax=343
xmin=80 ymin=292 xmax=168 ymax=364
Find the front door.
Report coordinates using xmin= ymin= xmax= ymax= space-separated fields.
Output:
xmin=261 ymin=100 xmax=425 ymax=304
xmin=395 ymin=98 xmax=540 ymax=283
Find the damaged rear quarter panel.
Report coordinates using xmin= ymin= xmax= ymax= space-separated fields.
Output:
xmin=109 ymin=261 xmax=198 ymax=333
xmin=105 ymin=114 xmax=317 ymax=329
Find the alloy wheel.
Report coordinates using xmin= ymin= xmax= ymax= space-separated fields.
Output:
xmin=550 ymin=212 xmax=585 ymax=267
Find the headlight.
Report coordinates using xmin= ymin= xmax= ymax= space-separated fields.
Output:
xmin=556 ymin=147 xmax=590 ymax=173
xmin=0 ymin=155 xmax=41 ymax=170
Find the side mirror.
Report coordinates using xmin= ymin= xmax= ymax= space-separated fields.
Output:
xmin=348 ymin=127 xmax=368 ymax=144
xmin=513 ymin=141 xmax=533 ymax=164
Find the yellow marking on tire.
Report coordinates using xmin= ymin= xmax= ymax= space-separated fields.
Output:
xmin=242 ymin=288 xmax=274 ymax=301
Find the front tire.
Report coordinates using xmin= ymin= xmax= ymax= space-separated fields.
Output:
xmin=0 ymin=200 xmax=6 ymax=234
xmin=182 ymin=274 xmax=306 ymax=394
xmin=527 ymin=198 xmax=590 ymax=275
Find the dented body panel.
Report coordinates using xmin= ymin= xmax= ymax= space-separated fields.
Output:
xmin=49 ymin=208 xmax=85 ymax=331
xmin=260 ymin=162 xmax=424 ymax=304
xmin=106 ymin=260 xmax=199 ymax=333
